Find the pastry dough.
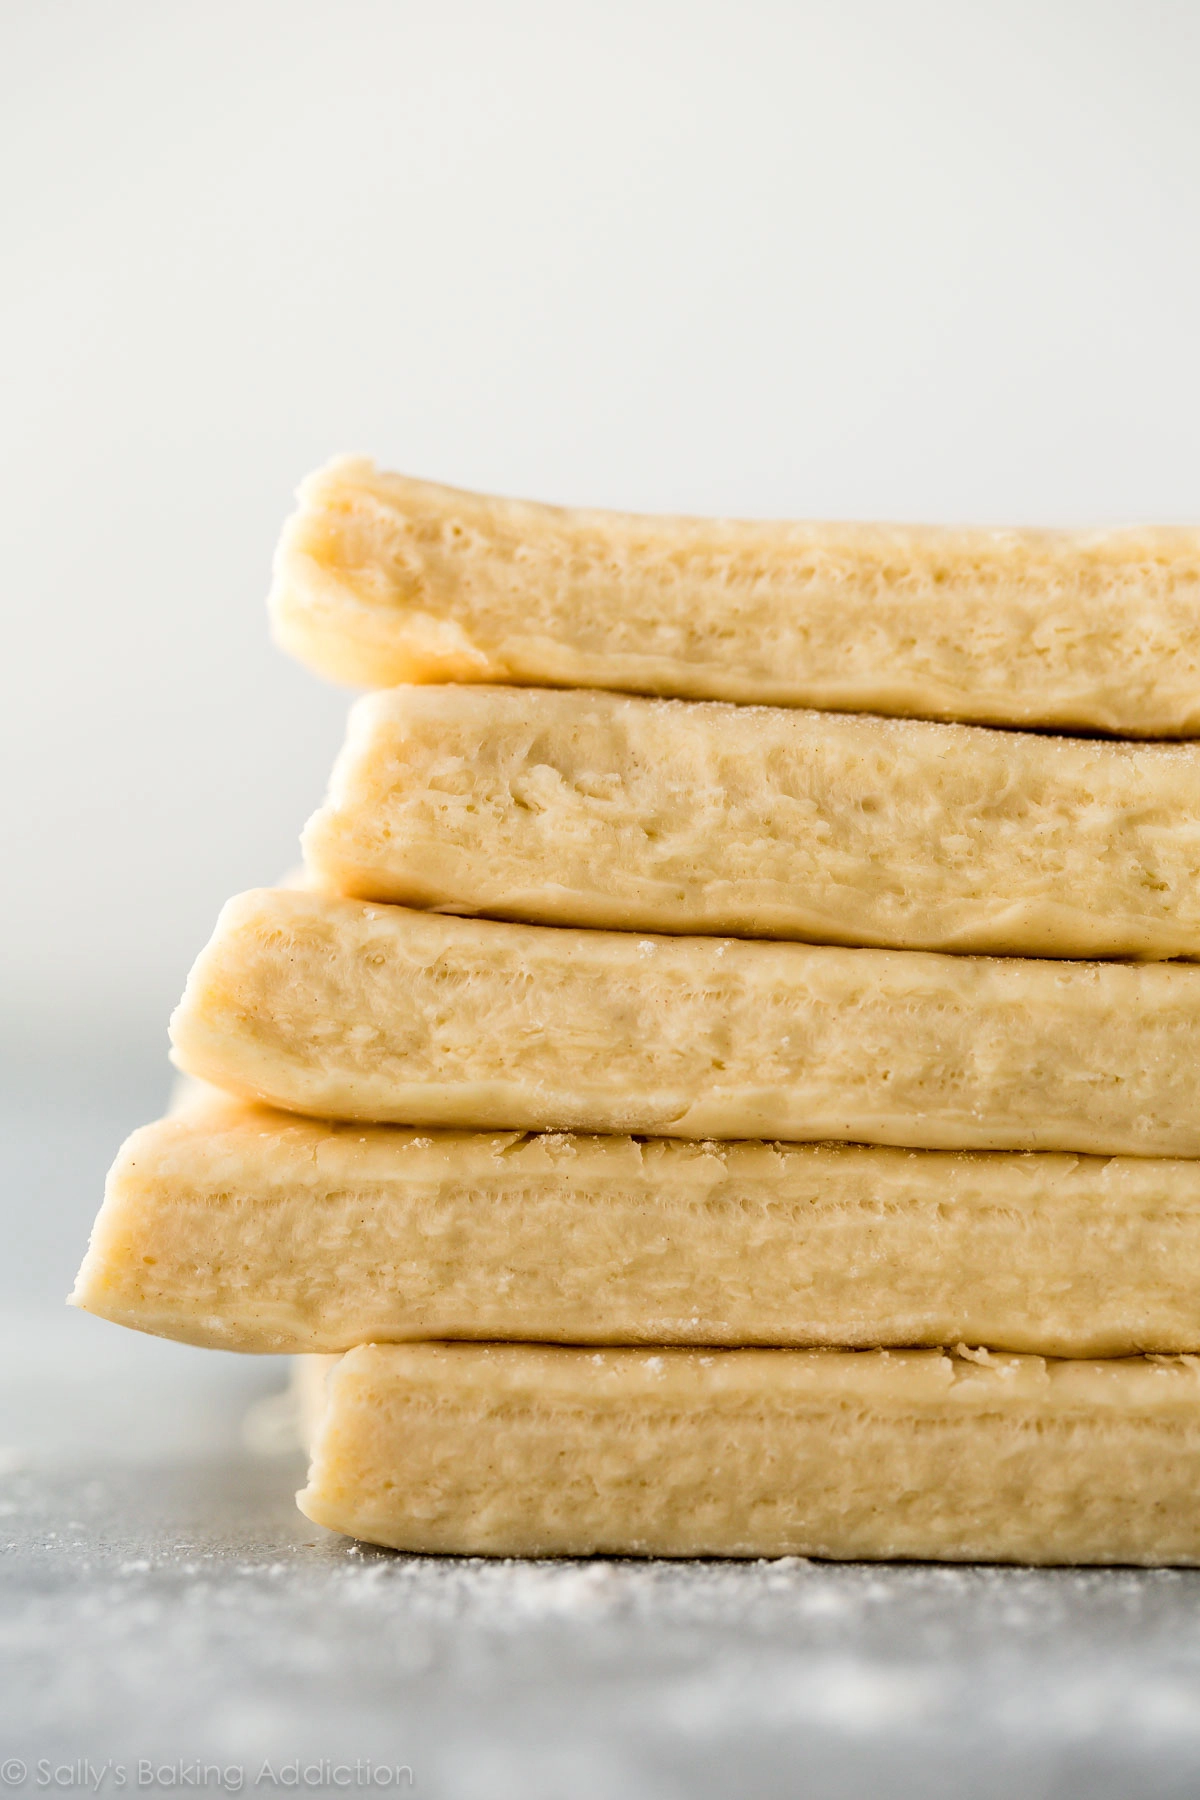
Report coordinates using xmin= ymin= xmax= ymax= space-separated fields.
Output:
xmin=268 ymin=457 xmax=1200 ymax=735
xmin=305 ymin=684 xmax=1200 ymax=959
xmin=169 ymin=887 xmax=1200 ymax=1155
xmin=293 ymin=1354 xmax=337 ymax=1442
xmin=296 ymin=1343 xmax=1200 ymax=1561
xmin=72 ymin=1090 xmax=1200 ymax=1356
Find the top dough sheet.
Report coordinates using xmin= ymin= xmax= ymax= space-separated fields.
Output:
xmin=305 ymin=684 xmax=1200 ymax=959
xmin=268 ymin=457 xmax=1200 ymax=735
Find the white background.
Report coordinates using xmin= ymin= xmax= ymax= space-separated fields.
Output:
xmin=2 ymin=0 xmax=1198 ymax=1056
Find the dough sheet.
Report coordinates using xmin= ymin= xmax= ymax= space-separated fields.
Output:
xmin=306 ymin=684 xmax=1200 ymax=958
xmin=169 ymin=887 xmax=1200 ymax=1154
xmin=71 ymin=1090 xmax=1200 ymax=1356
xmin=269 ymin=457 xmax=1200 ymax=734
xmin=296 ymin=1343 xmax=1200 ymax=1561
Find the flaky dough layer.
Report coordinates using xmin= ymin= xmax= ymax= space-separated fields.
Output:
xmin=306 ymin=684 xmax=1200 ymax=959
xmin=297 ymin=1343 xmax=1200 ymax=1561
xmin=72 ymin=1091 xmax=1200 ymax=1357
xmin=269 ymin=457 xmax=1200 ymax=734
xmin=170 ymin=888 xmax=1200 ymax=1155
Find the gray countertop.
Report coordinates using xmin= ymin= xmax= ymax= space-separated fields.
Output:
xmin=4 ymin=1054 xmax=1200 ymax=1799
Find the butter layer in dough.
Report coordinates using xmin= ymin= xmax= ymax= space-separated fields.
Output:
xmin=296 ymin=1343 xmax=1200 ymax=1562
xmin=268 ymin=456 xmax=1200 ymax=735
xmin=72 ymin=1090 xmax=1200 ymax=1356
xmin=170 ymin=887 xmax=1200 ymax=1155
xmin=305 ymin=684 xmax=1200 ymax=960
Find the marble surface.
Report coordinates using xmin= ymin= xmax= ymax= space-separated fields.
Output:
xmin=5 ymin=1055 xmax=1200 ymax=1798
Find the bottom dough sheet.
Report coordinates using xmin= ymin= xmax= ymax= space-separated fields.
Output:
xmin=70 ymin=1092 xmax=1200 ymax=1356
xmin=297 ymin=1344 xmax=1200 ymax=1563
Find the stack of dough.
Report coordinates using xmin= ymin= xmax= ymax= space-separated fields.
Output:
xmin=73 ymin=458 xmax=1200 ymax=1563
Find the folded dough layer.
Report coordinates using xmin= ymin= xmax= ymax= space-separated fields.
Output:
xmin=169 ymin=887 xmax=1200 ymax=1154
xmin=305 ymin=684 xmax=1200 ymax=959
xmin=269 ymin=457 xmax=1200 ymax=735
xmin=72 ymin=1092 xmax=1200 ymax=1356
xmin=296 ymin=1343 xmax=1200 ymax=1561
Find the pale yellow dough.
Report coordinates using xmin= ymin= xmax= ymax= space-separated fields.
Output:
xmin=296 ymin=1343 xmax=1200 ymax=1561
xmin=170 ymin=887 xmax=1200 ymax=1155
xmin=293 ymin=1355 xmax=338 ymax=1442
xmin=305 ymin=684 xmax=1200 ymax=959
xmin=268 ymin=457 xmax=1200 ymax=735
xmin=72 ymin=1090 xmax=1200 ymax=1357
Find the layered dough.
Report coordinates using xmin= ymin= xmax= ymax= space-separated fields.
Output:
xmin=269 ymin=456 xmax=1200 ymax=735
xmin=72 ymin=1090 xmax=1200 ymax=1357
xmin=296 ymin=1343 xmax=1200 ymax=1561
xmin=169 ymin=886 xmax=1200 ymax=1154
xmin=305 ymin=684 xmax=1200 ymax=959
